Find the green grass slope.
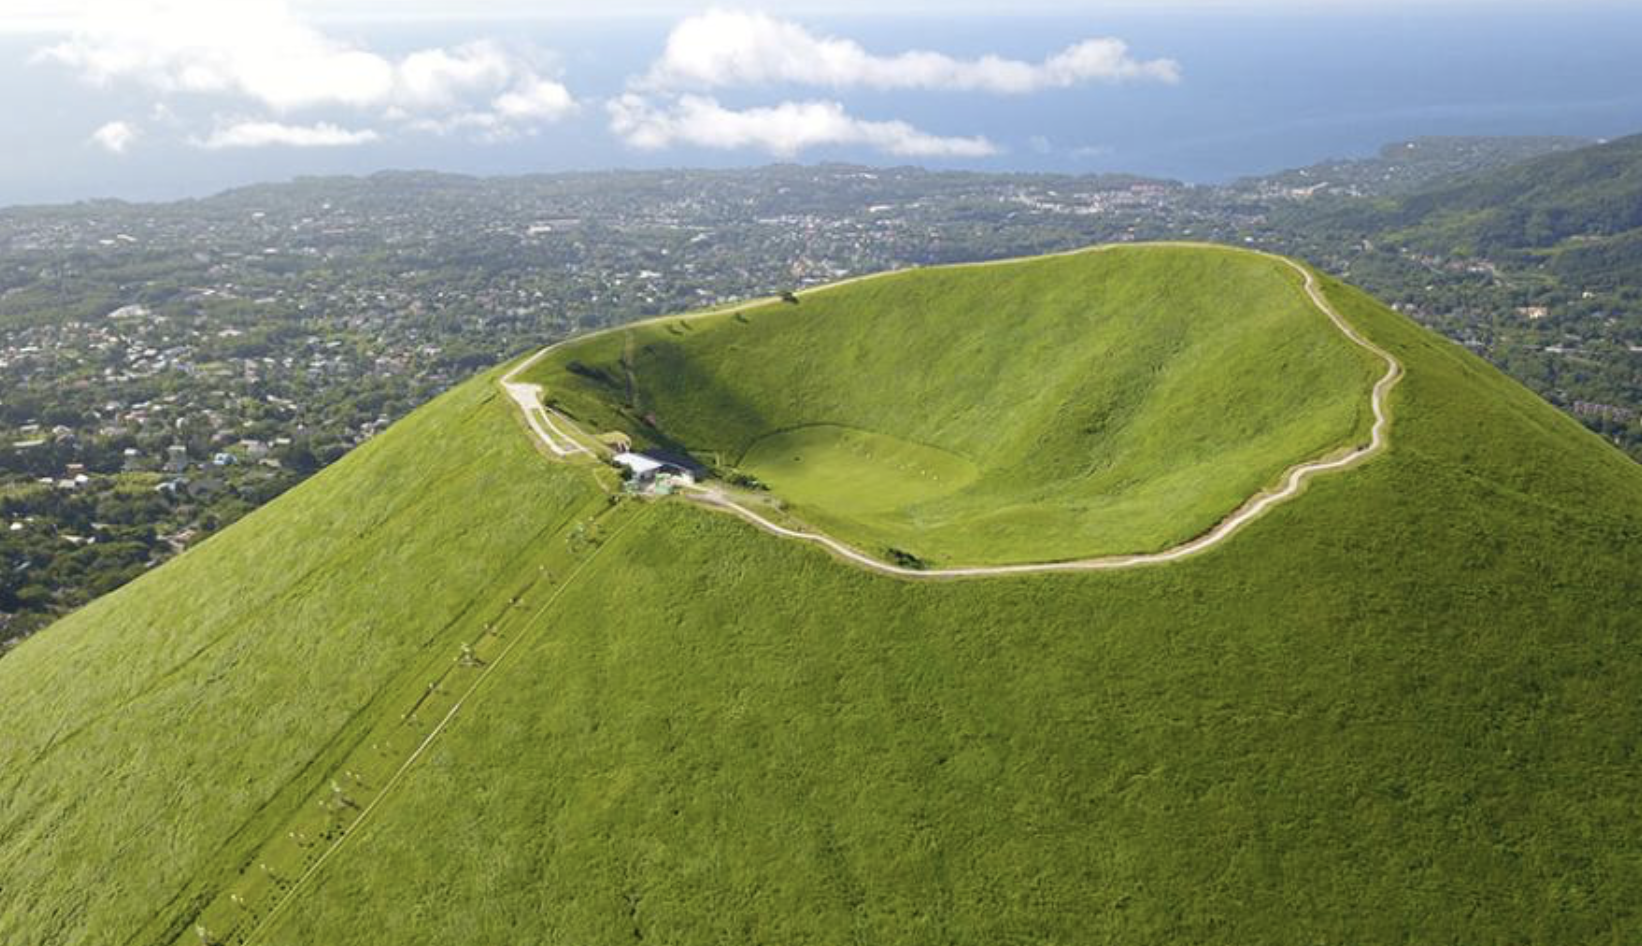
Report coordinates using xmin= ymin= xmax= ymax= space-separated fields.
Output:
xmin=3 ymin=258 xmax=1640 ymax=946
xmin=526 ymin=245 xmax=1383 ymax=565
xmin=0 ymin=372 xmax=606 ymax=945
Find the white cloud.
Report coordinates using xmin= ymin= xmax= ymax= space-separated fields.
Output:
xmin=193 ymin=120 xmax=380 ymax=149
xmin=492 ymin=76 xmax=579 ymax=122
xmin=89 ymin=119 xmax=138 ymax=153
xmin=608 ymin=93 xmax=996 ymax=158
xmin=395 ymin=41 xmax=514 ymax=109
xmin=37 ymin=1 xmax=394 ymax=111
xmin=640 ymin=9 xmax=1180 ymax=93
xmin=34 ymin=0 xmax=576 ymax=143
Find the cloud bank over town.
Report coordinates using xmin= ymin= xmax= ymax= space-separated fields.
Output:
xmin=607 ymin=94 xmax=999 ymax=157
xmin=636 ymin=9 xmax=1180 ymax=93
xmin=191 ymin=120 xmax=384 ymax=150
xmin=29 ymin=2 xmax=1179 ymax=159
xmin=605 ymin=9 xmax=1178 ymax=157
xmin=35 ymin=0 xmax=577 ymax=150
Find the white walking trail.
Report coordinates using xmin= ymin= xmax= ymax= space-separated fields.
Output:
xmin=501 ymin=356 xmax=593 ymax=457
xmin=502 ymin=243 xmax=1403 ymax=579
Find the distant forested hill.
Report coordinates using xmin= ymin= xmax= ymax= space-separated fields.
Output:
xmin=1238 ymin=135 xmax=1591 ymax=199
xmin=1309 ymin=133 xmax=1642 ymax=268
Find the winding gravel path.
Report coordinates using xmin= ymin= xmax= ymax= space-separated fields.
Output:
xmin=501 ymin=353 xmax=593 ymax=457
xmin=502 ymin=244 xmax=1403 ymax=579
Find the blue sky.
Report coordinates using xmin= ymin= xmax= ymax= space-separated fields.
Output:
xmin=2 ymin=1 xmax=1640 ymax=205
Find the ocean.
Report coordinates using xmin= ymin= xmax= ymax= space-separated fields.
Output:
xmin=3 ymin=4 xmax=1641 ymax=205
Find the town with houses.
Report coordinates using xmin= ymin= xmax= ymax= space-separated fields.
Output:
xmin=3 ymin=140 xmax=1638 ymax=647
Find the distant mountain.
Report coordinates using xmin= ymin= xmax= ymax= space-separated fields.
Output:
xmin=1239 ymin=135 xmax=1592 ymax=199
xmin=1310 ymin=133 xmax=1642 ymax=280
xmin=4 ymin=245 xmax=1640 ymax=945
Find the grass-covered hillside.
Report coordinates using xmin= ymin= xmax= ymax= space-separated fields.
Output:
xmin=2 ymin=253 xmax=1640 ymax=946
xmin=0 ymin=374 xmax=609 ymax=945
xmin=527 ymin=245 xmax=1382 ymax=565
xmin=1308 ymin=132 xmax=1642 ymax=281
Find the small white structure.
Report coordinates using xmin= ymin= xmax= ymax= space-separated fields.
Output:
xmin=613 ymin=452 xmax=665 ymax=478
xmin=612 ymin=451 xmax=702 ymax=491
